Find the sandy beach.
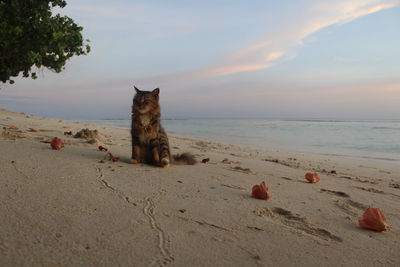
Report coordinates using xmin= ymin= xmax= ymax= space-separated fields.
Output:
xmin=1 ymin=108 xmax=399 ymax=266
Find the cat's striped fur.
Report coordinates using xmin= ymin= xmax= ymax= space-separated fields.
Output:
xmin=130 ymin=86 xmax=196 ymax=167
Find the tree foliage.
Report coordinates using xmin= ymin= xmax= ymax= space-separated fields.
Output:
xmin=0 ymin=0 xmax=90 ymax=84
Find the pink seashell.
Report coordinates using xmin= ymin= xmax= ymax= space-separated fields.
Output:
xmin=50 ymin=137 xmax=64 ymax=150
xmin=305 ymin=172 xmax=320 ymax=183
xmin=359 ymin=208 xmax=389 ymax=232
xmin=252 ymin=181 xmax=271 ymax=200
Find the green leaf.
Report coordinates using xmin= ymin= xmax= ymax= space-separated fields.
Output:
xmin=0 ymin=0 xmax=90 ymax=85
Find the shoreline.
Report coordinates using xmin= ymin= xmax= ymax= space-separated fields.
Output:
xmin=72 ymin=118 xmax=400 ymax=166
xmin=1 ymin=108 xmax=400 ymax=266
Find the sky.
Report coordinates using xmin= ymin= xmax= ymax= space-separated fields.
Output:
xmin=1 ymin=0 xmax=400 ymax=119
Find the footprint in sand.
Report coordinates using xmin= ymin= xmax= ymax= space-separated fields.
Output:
xmin=354 ymin=186 xmax=400 ymax=198
xmin=320 ymin=188 xmax=350 ymax=198
xmin=390 ymin=182 xmax=400 ymax=189
xmin=320 ymin=188 xmax=370 ymax=216
xmin=264 ymin=158 xmax=299 ymax=168
xmin=354 ymin=186 xmax=385 ymax=194
xmin=220 ymin=183 xmax=246 ymax=190
xmin=255 ymin=207 xmax=343 ymax=242
xmin=229 ymin=166 xmax=253 ymax=174
xmin=339 ymin=175 xmax=378 ymax=185
xmin=280 ymin=176 xmax=294 ymax=181
xmin=335 ymin=199 xmax=368 ymax=216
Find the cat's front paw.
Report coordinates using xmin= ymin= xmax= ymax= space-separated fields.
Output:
xmin=160 ymin=158 xmax=170 ymax=168
xmin=130 ymin=159 xmax=140 ymax=164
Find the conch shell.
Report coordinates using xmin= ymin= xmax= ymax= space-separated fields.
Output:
xmin=358 ymin=208 xmax=389 ymax=232
xmin=251 ymin=181 xmax=271 ymax=200
xmin=50 ymin=137 xmax=64 ymax=150
xmin=305 ymin=172 xmax=320 ymax=183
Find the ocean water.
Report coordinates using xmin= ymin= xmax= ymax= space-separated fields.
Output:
xmin=77 ymin=118 xmax=400 ymax=163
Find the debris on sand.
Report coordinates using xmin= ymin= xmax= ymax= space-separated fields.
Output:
xmin=74 ymin=128 xmax=99 ymax=139
xmin=105 ymin=152 xmax=119 ymax=162
xmin=201 ymin=158 xmax=210 ymax=163
xmin=252 ymin=181 xmax=271 ymax=200
xmin=222 ymin=158 xmax=231 ymax=164
xmin=50 ymin=137 xmax=64 ymax=150
xmin=98 ymin=145 xmax=108 ymax=151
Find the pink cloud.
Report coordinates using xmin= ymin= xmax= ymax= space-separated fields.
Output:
xmin=193 ymin=0 xmax=399 ymax=77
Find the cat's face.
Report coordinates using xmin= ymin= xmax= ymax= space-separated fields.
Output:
xmin=133 ymin=87 xmax=160 ymax=114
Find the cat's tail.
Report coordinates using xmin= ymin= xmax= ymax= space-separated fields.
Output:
xmin=172 ymin=152 xmax=197 ymax=165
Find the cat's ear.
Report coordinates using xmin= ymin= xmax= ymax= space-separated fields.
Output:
xmin=152 ymin=88 xmax=160 ymax=96
xmin=134 ymin=86 xmax=141 ymax=93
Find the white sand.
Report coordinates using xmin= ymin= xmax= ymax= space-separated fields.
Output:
xmin=1 ymin=108 xmax=399 ymax=266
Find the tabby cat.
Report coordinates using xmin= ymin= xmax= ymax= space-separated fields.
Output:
xmin=131 ymin=86 xmax=196 ymax=167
